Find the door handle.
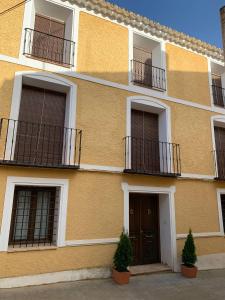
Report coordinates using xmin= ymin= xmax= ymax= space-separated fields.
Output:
xmin=144 ymin=234 xmax=153 ymax=238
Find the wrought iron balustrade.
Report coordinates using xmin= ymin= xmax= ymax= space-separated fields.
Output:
xmin=212 ymin=85 xmax=225 ymax=107
xmin=131 ymin=59 xmax=166 ymax=91
xmin=0 ymin=118 xmax=82 ymax=169
xmin=23 ymin=28 xmax=75 ymax=67
xmin=124 ymin=136 xmax=181 ymax=177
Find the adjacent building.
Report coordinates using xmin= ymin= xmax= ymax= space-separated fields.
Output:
xmin=0 ymin=0 xmax=225 ymax=288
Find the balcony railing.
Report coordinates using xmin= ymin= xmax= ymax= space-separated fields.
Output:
xmin=124 ymin=136 xmax=181 ymax=177
xmin=212 ymin=149 xmax=225 ymax=180
xmin=212 ymin=85 xmax=225 ymax=107
xmin=0 ymin=118 xmax=82 ymax=169
xmin=131 ymin=59 xmax=166 ymax=91
xmin=23 ymin=28 xmax=75 ymax=67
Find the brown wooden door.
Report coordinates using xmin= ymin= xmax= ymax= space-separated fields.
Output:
xmin=14 ymin=85 xmax=66 ymax=165
xmin=33 ymin=14 xmax=65 ymax=64
xmin=129 ymin=193 xmax=160 ymax=265
xmin=131 ymin=109 xmax=160 ymax=173
xmin=215 ymin=126 xmax=225 ymax=178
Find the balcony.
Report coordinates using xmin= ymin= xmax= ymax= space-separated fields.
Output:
xmin=124 ymin=136 xmax=181 ymax=177
xmin=212 ymin=85 xmax=225 ymax=107
xmin=131 ymin=60 xmax=166 ymax=91
xmin=0 ymin=118 xmax=82 ymax=169
xmin=23 ymin=28 xmax=75 ymax=67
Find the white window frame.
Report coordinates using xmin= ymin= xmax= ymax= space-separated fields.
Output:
xmin=0 ymin=177 xmax=69 ymax=251
xmin=19 ymin=0 xmax=80 ymax=72
xmin=4 ymin=71 xmax=77 ymax=165
xmin=128 ymin=28 xmax=167 ymax=95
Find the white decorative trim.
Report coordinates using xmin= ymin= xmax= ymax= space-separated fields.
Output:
xmin=0 ymin=177 xmax=69 ymax=251
xmin=65 ymin=238 xmax=119 ymax=246
xmin=121 ymin=183 xmax=177 ymax=271
xmin=65 ymin=0 xmax=223 ymax=61
xmin=197 ymin=253 xmax=225 ymax=270
xmin=79 ymin=164 xmax=123 ymax=173
xmin=0 ymin=267 xmax=111 ymax=289
xmin=180 ymin=173 xmax=215 ymax=180
xmin=176 ymin=232 xmax=224 ymax=239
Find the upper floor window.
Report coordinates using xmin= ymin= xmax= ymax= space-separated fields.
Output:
xmin=130 ymin=33 xmax=166 ymax=91
xmin=23 ymin=0 xmax=75 ymax=67
xmin=211 ymin=62 xmax=225 ymax=107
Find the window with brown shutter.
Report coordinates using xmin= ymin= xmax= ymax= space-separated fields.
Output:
xmin=9 ymin=186 xmax=58 ymax=248
xmin=131 ymin=109 xmax=160 ymax=173
xmin=221 ymin=195 xmax=225 ymax=232
xmin=14 ymin=85 xmax=66 ymax=166
xmin=212 ymin=74 xmax=224 ymax=107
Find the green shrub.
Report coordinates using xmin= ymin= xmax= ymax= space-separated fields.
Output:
xmin=182 ymin=229 xmax=197 ymax=267
xmin=113 ymin=231 xmax=133 ymax=272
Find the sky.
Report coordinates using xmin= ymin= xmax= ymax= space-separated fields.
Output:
xmin=107 ymin=0 xmax=224 ymax=48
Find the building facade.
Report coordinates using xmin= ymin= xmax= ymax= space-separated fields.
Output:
xmin=0 ymin=0 xmax=225 ymax=288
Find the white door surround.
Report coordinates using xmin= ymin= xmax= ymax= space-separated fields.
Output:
xmin=121 ymin=183 xmax=177 ymax=271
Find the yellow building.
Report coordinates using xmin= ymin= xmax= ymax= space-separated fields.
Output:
xmin=0 ymin=0 xmax=225 ymax=288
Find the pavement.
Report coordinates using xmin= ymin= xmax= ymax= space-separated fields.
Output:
xmin=1 ymin=269 xmax=225 ymax=300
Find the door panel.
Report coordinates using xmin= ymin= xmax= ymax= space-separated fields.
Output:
xmin=131 ymin=109 xmax=160 ymax=173
xmin=133 ymin=47 xmax=152 ymax=87
xmin=129 ymin=193 xmax=160 ymax=265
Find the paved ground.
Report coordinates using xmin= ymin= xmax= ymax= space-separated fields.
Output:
xmin=1 ymin=269 xmax=225 ymax=300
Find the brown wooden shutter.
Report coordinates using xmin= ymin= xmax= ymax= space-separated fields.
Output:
xmin=14 ymin=85 xmax=66 ymax=165
xmin=215 ymin=126 xmax=225 ymax=178
xmin=133 ymin=47 xmax=152 ymax=87
xmin=221 ymin=195 xmax=225 ymax=232
xmin=131 ymin=109 xmax=160 ymax=173
xmin=212 ymin=74 xmax=224 ymax=107
xmin=33 ymin=14 xmax=65 ymax=64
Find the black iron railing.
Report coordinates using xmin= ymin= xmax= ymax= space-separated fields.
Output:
xmin=124 ymin=136 xmax=181 ymax=176
xmin=23 ymin=28 xmax=75 ymax=67
xmin=212 ymin=149 xmax=225 ymax=180
xmin=131 ymin=60 xmax=166 ymax=91
xmin=0 ymin=118 xmax=82 ymax=169
xmin=212 ymin=85 xmax=225 ymax=107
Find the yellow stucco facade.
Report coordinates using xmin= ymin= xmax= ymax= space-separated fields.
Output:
xmin=0 ymin=0 xmax=225 ymax=285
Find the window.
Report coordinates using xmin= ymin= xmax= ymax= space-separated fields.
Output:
xmin=221 ymin=195 xmax=225 ymax=232
xmin=23 ymin=0 xmax=75 ymax=67
xmin=211 ymin=62 xmax=225 ymax=107
xmin=131 ymin=33 xmax=166 ymax=91
xmin=214 ymin=125 xmax=225 ymax=179
xmin=9 ymin=186 xmax=59 ymax=248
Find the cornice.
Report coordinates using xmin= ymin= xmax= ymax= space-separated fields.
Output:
xmin=65 ymin=0 xmax=224 ymax=62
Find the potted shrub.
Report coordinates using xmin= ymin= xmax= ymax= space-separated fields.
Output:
xmin=112 ymin=231 xmax=133 ymax=284
xmin=181 ymin=229 xmax=197 ymax=278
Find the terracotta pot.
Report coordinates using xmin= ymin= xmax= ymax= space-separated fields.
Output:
xmin=181 ymin=265 xmax=198 ymax=278
xmin=112 ymin=268 xmax=131 ymax=284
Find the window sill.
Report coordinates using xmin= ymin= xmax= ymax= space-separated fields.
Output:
xmin=7 ymin=246 xmax=57 ymax=253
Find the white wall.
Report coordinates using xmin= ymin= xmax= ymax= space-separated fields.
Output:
xmin=159 ymin=194 xmax=173 ymax=267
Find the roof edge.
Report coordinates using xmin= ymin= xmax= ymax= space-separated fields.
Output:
xmin=65 ymin=0 xmax=224 ymax=62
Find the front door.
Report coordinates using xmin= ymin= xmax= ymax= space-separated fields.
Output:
xmin=129 ymin=193 xmax=160 ymax=265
